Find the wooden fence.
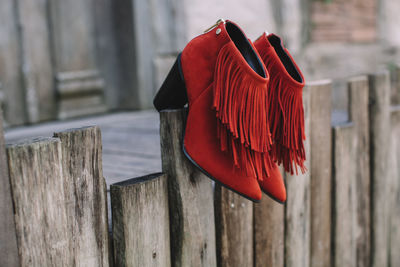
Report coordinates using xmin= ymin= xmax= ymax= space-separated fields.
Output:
xmin=0 ymin=68 xmax=400 ymax=267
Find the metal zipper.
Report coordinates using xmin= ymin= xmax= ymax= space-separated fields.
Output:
xmin=203 ymin=19 xmax=226 ymax=33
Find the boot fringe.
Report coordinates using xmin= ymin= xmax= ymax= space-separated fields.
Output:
xmin=213 ymin=42 xmax=272 ymax=180
xmin=259 ymin=43 xmax=306 ymax=174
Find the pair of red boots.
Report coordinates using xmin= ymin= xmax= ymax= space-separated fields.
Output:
xmin=154 ymin=19 xmax=305 ymax=203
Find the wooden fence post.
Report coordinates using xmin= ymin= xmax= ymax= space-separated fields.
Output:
xmin=348 ymin=76 xmax=371 ymax=267
xmin=390 ymin=63 xmax=400 ymax=105
xmin=215 ymin=186 xmax=254 ymax=267
xmin=285 ymin=83 xmax=311 ymax=267
xmin=7 ymin=137 xmax=72 ymax=266
xmin=6 ymin=126 xmax=109 ymax=266
xmin=332 ymin=122 xmax=357 ymax=267
xmin=159 ymin=109 xmax=217 ymax=267
xmin=332 ymin=76 xmax=371 ymax=267
xmin=310 ymin=80 xmax=332 ymax=267
xmin=389 ymin=105 xmax=400 ymax=267
xmin=54 ymin=126 xmax=109 ymax=266
xmin=253 ymin=166 xmax=285 ymax=267
xmin=0 ymin=83 xmax=6 ymax=126
xmin=368 ymin=71 xmax=391 ymax=267
xmin=0 ymin=107 xmax=19 ymax=266
xmin=111 ymin=173 xmax=170 ymax=267
xmin=389 ymin=65 xmax=400 ymax=266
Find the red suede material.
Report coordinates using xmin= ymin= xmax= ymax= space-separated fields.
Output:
xmin=181 ymin=26 xmax=230 ymax=103
xmin=184 ymin=85 xmax=262 ymax=201
xmin=254 ymin=32 xmax=307 ymax=175
xmin=258 ymin=163 xmax=286 ymax=202
xmin=180 ymin=21 xmax=268 ymax=200
xmin=253 ymin=32 xmax=307 ymax=200
xmin=212 ymin=41 xmax=272 ymax=180
xmin=254 ymin=33 xmax=304 ymax=89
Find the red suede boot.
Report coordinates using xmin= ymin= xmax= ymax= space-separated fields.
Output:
xmin=253 ymin=33 xmax=306 ymax=203
xmin=154 ymin=20 xmax=272 ymax=202
xmin=254 ymin=33 xmax=306 ymax=174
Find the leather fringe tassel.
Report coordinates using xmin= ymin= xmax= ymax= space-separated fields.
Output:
xmin=213 ymin=42 xmax=272 ymax=180
xmin=259 ymin=46 xmax=306 ymax=175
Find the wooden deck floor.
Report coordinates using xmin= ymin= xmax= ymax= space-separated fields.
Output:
xmin=4 ymin=111 xmax=162 ymax=187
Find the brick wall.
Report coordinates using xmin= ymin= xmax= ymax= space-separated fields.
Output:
xmin=311 ymin=0 xmax=377 ymax=43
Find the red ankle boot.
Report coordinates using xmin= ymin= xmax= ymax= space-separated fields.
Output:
xmin=154 ymin=20 xmax=272 ymax=202
xmin=254 ymin=32 xmax=306 ymax=175
xmin=252 ymin=33 xmax=306 ymax=203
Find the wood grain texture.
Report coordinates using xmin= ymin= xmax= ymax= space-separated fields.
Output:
xmin=7 ymin=137 xmax=72 ymax=266
xmin=348 ymin=76 xmax=371 ymax=267
xmin=54 ymin=126 xmax=109 ymax=267
xmin=159 ymin=109 xmax=216 ymax=267
xmin=332 ymin=124 xmax=357 ymax=267
xmin=390 ymin=64 xmax=400 ymax=105
xmin=111 ymin=173 xmax=170 ymax=267
xmin=368 ymin=71 xmax=391 ymax=267
xmin=254 ymin=169 xmax=285 ymax=267
xmin=215 ymin=186 xmax=253 ymax=267
xmin=285 ymin=83 xmax=311 ymax=267
xmin=0 ymin=107 xmax=19 ymax=266
xmin=389 ymin=106 xmax=400 ymax=267
xmin=309 ymin=80 xmax=332 ymax=267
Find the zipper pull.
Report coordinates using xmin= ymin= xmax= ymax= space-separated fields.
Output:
xmin=204 ymin=19 xmax=226 ymax=33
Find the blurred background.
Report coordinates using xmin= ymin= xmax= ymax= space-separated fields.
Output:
xmin=0 ymin=0 xmax=399 ymax=127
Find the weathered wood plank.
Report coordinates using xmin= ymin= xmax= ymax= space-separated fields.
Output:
xmin=332 ymin=124 xmax=357 ymax=267
xmin=331 ymin=76 xmax=371 ymax=267
xmin=111 ymin=173 xmax=170 ymax=267
xmin=159 ymin=109 xmax=216 ymax=267
xmin=0 ymin=107 xmax=19 ymax=266
xmin=254 ymin=167 xmax=285 ymax=267
xmin=285 ymin=83 xmax=311 ymax=267
xmin=0 ymin=81 xmax=6 ymax=126
xmin=390 ymin=64 xmax=400 ymax=105
xmin=389 ymin=106 xmax=400 ymax=267
xmin=309 ymin=80 xmax=332 ymax=267
xmin=348 ymin=76 xmax=371 ymax=267
xmin=368 ymin=71 xmax=391 ymax=267
xmin=54 ymin=126 xmax=109 ymax=266
xmin=7 ymin=137 xmax=72 ymax=266
xmin=215 ymin=187 xmax=253 ymax=267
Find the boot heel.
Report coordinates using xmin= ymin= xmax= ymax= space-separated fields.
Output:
xmin=153 ymin=54 xmax=188 ymax=111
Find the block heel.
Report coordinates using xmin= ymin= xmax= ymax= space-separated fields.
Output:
xmin=153 ymin=54 xmax=188 ymax=111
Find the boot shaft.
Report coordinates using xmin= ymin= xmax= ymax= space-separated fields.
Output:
xmin=181 ymin=20 xmax=267 ymax=104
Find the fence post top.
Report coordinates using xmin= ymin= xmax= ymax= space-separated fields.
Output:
xmin=306 ymin=79 xmax=332 ymax=87
xmin=6 ymin=137 xmax=60 ymax=148
xmin=348 ymin=75 xmax=368 ymax=83
xmin=368 ymin=69 xmax=390 ymax=78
